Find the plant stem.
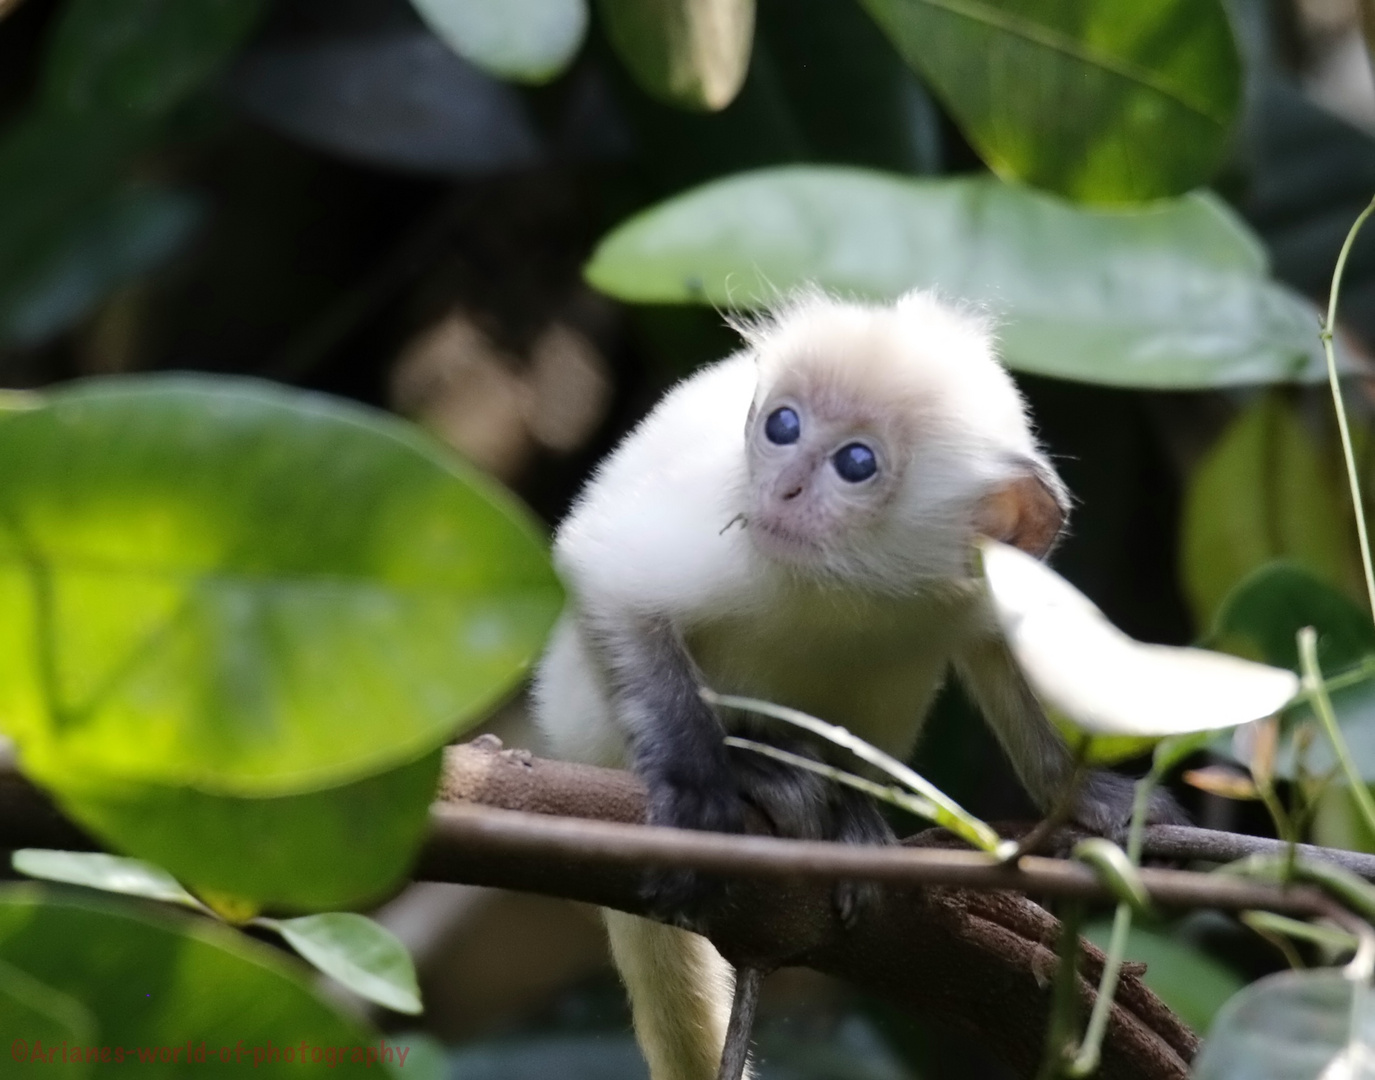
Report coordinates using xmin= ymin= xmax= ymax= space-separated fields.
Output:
xmin=1321 ymin=195 xmax=1375 ymax=620
xmin=1067 ymin=774 xmax=1155 ymax=1077
xmin=1036 ymin=901 xmax=1086 ymax=1080
xmin=1299 ymin=627 xmax=1375 ymax=839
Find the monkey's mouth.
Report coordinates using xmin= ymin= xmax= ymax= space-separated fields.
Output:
xmin=749 ymin=516 xmax=824 ymax=562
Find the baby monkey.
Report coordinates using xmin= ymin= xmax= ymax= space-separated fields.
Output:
xmin=534 ymin=289 xmax=1166 ymax=1080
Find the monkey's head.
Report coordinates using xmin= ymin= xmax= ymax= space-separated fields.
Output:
xmin=737 ymin=289 xmax=1068 ymax=591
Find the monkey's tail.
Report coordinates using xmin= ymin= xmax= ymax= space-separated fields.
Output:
xmin=603 ymin=909 xmax=755 ymax=1080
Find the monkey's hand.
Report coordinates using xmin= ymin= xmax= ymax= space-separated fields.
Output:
xmin=1071 ymin=769 xmax=1188 ymax=842
xmin=641 ymin=752 xmax=746 ymax=926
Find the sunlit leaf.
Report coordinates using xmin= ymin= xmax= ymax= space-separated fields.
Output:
xmin=49 ymin=751 xmax=442 ymax=910
xmin=1191 ymin=967 xmax=1375 ymax=1080
xmin=858 ymin=0 xmax=1240 ymax=203
xmin=1182 ymin=395 xmax=1363 ymax=630
xmin=0 ymin=885 xmax=390 ymax=1075
xmin=0 ymin=375 xmax=560 ymax=795
xmin=261 ymin=913 xmax=422 ymax=1015
xmin=1082 ymin=920 xmax=1243 ymax=1032
xmin=409 ymin=0 xmax=587 ymax=83
xmin=979 ymin=539 xmax=1299 ymax=737
xmin=586 ymin=168 xmax=1338 ymax=389
xmin=1182 ymin=767 xmax=1261 ymax=801
xmin=12 ymin=850 xmax=200 ymax=908
xmin=597 ymin=0 xmax=755 ymax=110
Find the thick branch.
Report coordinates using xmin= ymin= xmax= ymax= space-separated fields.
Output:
xmin=424 ymin=739 xmax=1204 ymax=1080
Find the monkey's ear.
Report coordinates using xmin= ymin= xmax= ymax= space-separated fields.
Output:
xmin=975 ymin=469 xmax=1067 ymax=559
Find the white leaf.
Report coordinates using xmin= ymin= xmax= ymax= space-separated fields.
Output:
xmin=979 ymin=539 xmax=1299 ymax=737
xmin=1192 ymin=968 xmax=1375 ymax=1080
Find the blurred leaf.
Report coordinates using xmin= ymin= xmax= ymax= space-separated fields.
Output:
xmin=384 ymin=1034 xmax=447 ymax=1080
xmin=0 ymin=185 xmax=203 ymax=347
xmin=41 ymin=0 xmax=268 ymax=119
xmin=980 ymin=539 xmax=1298 ymax=738
xmin=261 ymin=912 xmax=422 ymax=1015
xmin=1154 ymin=730 xmax=1218 ymax=775
xmin=50 ymin=751 xmax=442 ymax=910
xmin=1210 ymin=562 xmax=1375 ymax=672
xmin=597 ymin=0 xmax=755 ymax=110
xmin=1312 ymin=781 xmax=1375 ymax=853
xmin=857 ymin=0 xmax=1240 ymax=203
xmin=1182 ymin=766 xmax=1260 ymax=800
xmin=12 ymin=850 xmax=200 ymax=908
xmin=0 ymin=885 xmax=388 ymax=1075
xmin=0 ymin=958 xmax=95 ymax=1076
xmin=1182 ymin=394 xmax=1361 ymax=630
xmin=1082 ymin=920 xmax=1243 ymax=1032
xmin=226 ymin=29 xmax=544 ymax=175
xmin=409 ymin=0 xmax=587 ymax=83
xmin=0 ymin=375 xmax=560 ymax=795
xmin=1191 ymin=967 xmax=1372 ymax=1079
xmin=586 ymin=167 xmax=1338 ymax=389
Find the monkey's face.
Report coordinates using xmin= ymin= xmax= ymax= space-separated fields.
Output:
xmin=744 ymin=382 xmax=906 ymax=576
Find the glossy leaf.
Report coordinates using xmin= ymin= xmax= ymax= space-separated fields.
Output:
xmin=979 ymin=540 xmax=1299 ymax=737
xmin=409 ymin=0 xmax=587 ymax=83
xmin=1182 ymin=395 xmax=1362 ymax=629
xmin=262 ymin=913 xmax=422 ymax=1015
xmin=1081 ymin=921 xmax=1243 ymax=1032
xmin=12 ymin=850 xmax=200 ymax=908
xmin=0 ymin=886 xmax=393 ymax=1075
xmin=0 ymin=375 xmax=561 ymax=795
xmin=1210 ymin=562 xmax=1375 ymax=672
xmin=586 ymin=167 xmax=1337 ymax=389
xmin=858 ymin=0 xmax=1240 ymax=203
xmin=597 ymin=0 xmax=755 ymax=110
xmin=41 ymin=0 xmax=268 ymax=119
xmin=49 ymin=751 xmax=442 ymax=910
xmin=1192 ymin=967 xmax=1375 ymax=1080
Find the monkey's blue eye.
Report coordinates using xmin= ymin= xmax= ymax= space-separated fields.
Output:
xmin=833 ymin=443 xmax=877 ymax=482
xmin=764 ymin=407 xmax=801 ymax=445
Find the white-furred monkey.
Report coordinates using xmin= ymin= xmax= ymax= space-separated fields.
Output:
xmin=532 ymin=288 xmax=1176 ymax=1080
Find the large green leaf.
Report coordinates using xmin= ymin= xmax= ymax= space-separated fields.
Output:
xmin=0 ymin=886 xmax=395 ymax=1075
xmin=858 ymin=0 xmax=1240 ymax=203
xmin=0 ymin=376 xmax=561 ymax=794
xmin=40 ymin=0 xmax=268 ymax=119
xmin=409 ymin=0 xmax=587 ymax=84
xmin=1180 ymin=394 xmax=1362 ymax=630
xmin=597 ymin=0 xmax=755 ymax=110
xmin=39 ymin=753 xmax=440 ymax=911
xmin=586 ymin=167 xmax=1333 ymax=389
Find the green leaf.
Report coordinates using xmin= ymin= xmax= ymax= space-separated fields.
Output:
xmin=49 ymin=751 xmax=442 ymax=910
xmin=980 ymin=539 xmax=1298 ymax=738
xmin=0 ymin=885 xmax=396 ymax=1075
xmin=1081 ymin=921 xmax=1243 ymax=1032
xmin=0 ymin=185 xmax=203 ymax=347
xmin=1191 ymin=967 xmax=1371 ymax=1078
xmin=0 ymin=958 xmax=96 ymax=1076
xmin=857 ymin=0 xmax=1240 ymax=203
xmin=41 ymin=0 xmax=268 ymax=120
xmin=1211 ymin=562 xmax=1375 ymax=672
xmin=597 ymin=0 xmax=755 ymax=110
xmin=1181 ymin=394 xmax=1363 ymax=630
xmin=12 ymin=850 xmax=200 ymax=908
xmin=409 ymin=0 xmax=587 ymax=83
xmin=261 ymin=913 xmax=422 ymax=1015
xmin=0 ymin=375 xmax=561 ymax=795
xmin=586 ymin=167 xmax=1335 ymax=389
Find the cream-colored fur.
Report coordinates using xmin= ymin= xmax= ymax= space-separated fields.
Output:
xmin=603 ymin=911 xmax=743 ymax=1080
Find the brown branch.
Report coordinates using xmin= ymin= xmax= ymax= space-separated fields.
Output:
xmin=423 ymin=739 xmax=1211 ymax=1080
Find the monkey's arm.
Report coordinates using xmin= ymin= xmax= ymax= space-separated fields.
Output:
xmin=585 ymin=612 xmax=743 ymax=909
xmin=953 ymin=637 xmax=1182 ymax=834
